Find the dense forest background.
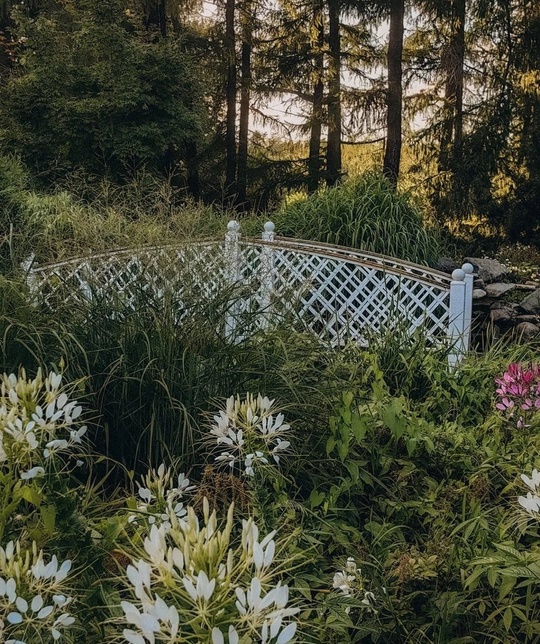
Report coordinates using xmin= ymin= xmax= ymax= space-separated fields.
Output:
xmin=0 ymin=0 xmax=539 ymax=243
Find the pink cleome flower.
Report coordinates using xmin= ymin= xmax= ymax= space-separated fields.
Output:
xmin=495 ymin=363 xmax=540 ymax=425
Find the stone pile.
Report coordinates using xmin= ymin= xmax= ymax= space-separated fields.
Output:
xmin=438 ymin=256 xmax=540 ymax=341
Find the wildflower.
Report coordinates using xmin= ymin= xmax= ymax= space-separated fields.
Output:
xmin=519 ymin=469 xmax=540 ymax=514
xmin=495 ymin=363 xmax=540 ymax=427
xmin=333 ymin=571 xmax=355 ymax=596
xmin=522 ymin=469 xmax=540 ymax=491
xmin=332 ymin=556 xmax=377 ymax=614
xmin=0 ymin=369 xmax=88 ymax=484
xmin=0 ymin=541 xmax=75 ymax=642
xmin=119 ymin=500 xmax=298 ymax=644
xmin=210 ymin=394 xmax=293 ymax=478
xmin=130 ymin=465 xmax=195 ymax=531
xmin=20 ymin=466 xmax=45 ymax=481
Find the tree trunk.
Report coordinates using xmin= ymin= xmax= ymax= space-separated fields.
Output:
xmin=382 ymin=0 xmax=404 ymax=186
xmin=225 ymin=0 xmax=237 ymax=202
xmin=307 ymin=0 xmax=324 ymax=193
xmin=326 ymin=0 xmax=341 ymax=186
xmin=145 ymin=0 xmax=167 ymax=36
xmin=236 ymin=1 xmax=252 ymax=210
xmin=439 ymin=0 xmax=466 ymax=172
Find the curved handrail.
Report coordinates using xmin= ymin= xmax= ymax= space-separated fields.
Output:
xmin=27 ymin=238 xmax=223 ymax=272
xmin=29 ymin=235 xmax=450 ymax=288
xmin=242 ymin=237 xmax=451 ymax=290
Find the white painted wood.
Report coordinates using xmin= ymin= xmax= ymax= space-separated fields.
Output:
xmin=224 ymin=220 xmax=241 ymax=340
xmin=462 ymin=262 xmax=474 ymax=355
xmin=28 ymin=221 xmax=471 ymax=365
xmin=448 ymin=268 xmax=467 ymax=368
xmin=259 ymin=221 xmax=275 ymax=329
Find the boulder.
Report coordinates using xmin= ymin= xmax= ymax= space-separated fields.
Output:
xmin=516 ymin=314 xmax=540 ymax=323
xmin=438 ymin=257 xmax=459 ymax=274
xmin=519 ymin=288 xmax=540 ymax=313
xmin=473 ymin=288 xmax=487 ymax=299
xmin=484 ymin=283 xmax=516 ymax=298
xmin=464 ymin=257 xmax=509 ymax=283
xmin=490 ymin=306 xmax=514 ymax=324
xmin=514 ymin=321 xmax=540 ymax=340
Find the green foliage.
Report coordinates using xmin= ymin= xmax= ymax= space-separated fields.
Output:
xmin=0 ymin=0 xmax=201 ymax=181
xmin=3 ymin=270 xmax=540 ymax=641
xmin=274 ymin=174 xmax=441 ymax=266
xmin=0 ymin=158 xmax=257 ymax=270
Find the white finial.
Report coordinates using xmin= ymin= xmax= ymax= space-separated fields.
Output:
xmin=227 ymin=220 xmax=240 ymax=232
xmin=452 ymin=268 xmax=465 ymax=281
xmin=462 ymin=262 xmax=474 ymax=274
xmin=264 ymin=221 xmax=275 ymax=233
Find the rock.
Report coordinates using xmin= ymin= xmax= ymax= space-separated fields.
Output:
xmin=490 ymin=307 xmax=514 ymax=324
xmin=484 ymin=283 xmax=516 ymax=298
xmin=514 ymin=322 xmax=540 ymax=340
xmin=474 ymin=278 xmax=486 ymax=289
xmin=519 ymin=288 xmax=540 ymax=313
xmin=525 ymin=281 xmax=539 ymax=287
xmin=516 ymin=314 xmax=540 ymax=323
xmin=438 ymin=257 xmax=459 ymax=273
xmin=464 ymin=257 xmax=509 ymax=283
xmin=473 ymin=289 xmax=487 ymax=299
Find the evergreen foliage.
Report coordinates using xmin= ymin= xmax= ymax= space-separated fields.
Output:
xmin=0 ymin=0 xmax=201 ymax=181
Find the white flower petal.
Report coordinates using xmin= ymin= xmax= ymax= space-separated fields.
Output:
xmin=276 ymin=622 xmax=297 ymax=644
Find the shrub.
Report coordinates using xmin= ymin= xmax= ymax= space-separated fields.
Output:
xmin=274 ymin=174 xmax=441 ymax=266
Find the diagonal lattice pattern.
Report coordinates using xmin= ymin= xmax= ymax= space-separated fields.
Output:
xmin=28 ymin=237 xmax=453 ymax=348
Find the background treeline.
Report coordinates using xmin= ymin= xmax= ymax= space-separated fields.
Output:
xmin=0 ymin=0 xmax=539 ymax=241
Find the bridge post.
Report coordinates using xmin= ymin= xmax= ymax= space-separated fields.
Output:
xmin=224 ymin=220 xmax=241 ymax=340
xmin=462 ymin=262 xmax=474 ymax=353
xmin=259 ymin=221 xmax=275 ymax=329
xmin=448 ymin=267 xmax=467 ymax=368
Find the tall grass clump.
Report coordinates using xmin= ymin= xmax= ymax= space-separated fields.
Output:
xmin=0 ymin=156 xmax=266 ymax=270
xmin=1 ymin=274 xmax=340 ymax=480
xmin=274 ymin=173 xmax=441 ymax=266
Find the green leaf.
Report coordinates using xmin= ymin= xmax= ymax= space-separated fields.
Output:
xmin=40 ymin=504 xmax=56 ymax=536
xmin=406 ymin=438 xmax=417 ymax=455
xmin=20 ymin=485 xmax=43 ymax=507
xmin=339 ymin=420 xmax=350 ymax=444
xmin=503 ymin=606 xmax=513 ymax=631
xmin=487 ymin=566 xmax=499 ymax=587
xmin=340 ymin=408 xmax=352 ymax=424
xmin=326 ymin=437 xmax=336 ymax=456
xmin=309 ymin=490 xmax=325 ymax=509
xmin=498 ymin=575 xmax=517 ymax=601
xmin=342 ymin=391 xmax=354 ymax=407
xmin=346 ymin=461 xmax=359 ymax=482
xmin=351 ymin=414 xmax=367 ymax=442
xmin=465 ymin=566 xmax=487 ymax=590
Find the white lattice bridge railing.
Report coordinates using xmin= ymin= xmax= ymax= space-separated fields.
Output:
xmin=25 ymin=221 xmax=474 ymax=366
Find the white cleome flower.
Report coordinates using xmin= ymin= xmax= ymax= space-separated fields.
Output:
xmin=521 ymin=469 xmax=540 ymax=493
xmin=519 ymin=491 xmax=540 ymax=514
xmin=20 ymin=466 xmax=45 ymax=481
xmin=333 ymin=571 xmax=355 ymax=596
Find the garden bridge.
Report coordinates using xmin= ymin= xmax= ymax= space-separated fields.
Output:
xmin=25 ymin=221 xmax=474 ymax=366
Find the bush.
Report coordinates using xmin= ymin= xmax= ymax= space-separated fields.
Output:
xmin=274 ymin=174 xmax=441 ymax=266
xmin=0 ymin=0 xmax=202 ymax=182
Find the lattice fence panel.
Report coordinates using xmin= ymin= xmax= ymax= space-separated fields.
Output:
xmin=29 ymin=238 xmax=454 ymax=349
xmin=264 ymin=247 xmax=450 ymax=346
xmin=29 ymin=242 xmax=230 ymax=322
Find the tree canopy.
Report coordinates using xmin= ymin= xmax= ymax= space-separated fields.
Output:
xmin=0 ymin=0 xmax=538 ymax=240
